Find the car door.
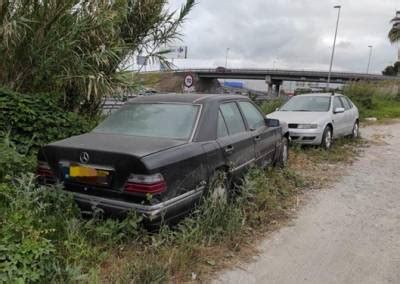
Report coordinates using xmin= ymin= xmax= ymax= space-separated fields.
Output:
xmin=332 ymin=96 xmax=347 ymax=137
xmin=238 ymin=101 xmax=279 ymax=168
xmin=339 ymin=96 xmax=354 ymax=135
xmin=217 ymin=102 xmax=256 ymax=175
xmin=344 ymin=96 xmax=358 ymax=129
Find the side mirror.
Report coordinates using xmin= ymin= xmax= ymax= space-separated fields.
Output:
xmin=265 ymin=118 xmax=280 ymax=127
xmin=275 ymin=107 xmax=280 ymax=111
xmin=334 ymin=107 xmax=345 ymax=114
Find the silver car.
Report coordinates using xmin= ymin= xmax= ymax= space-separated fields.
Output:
xmin=267 ymin=93 xmax=359 ymax=149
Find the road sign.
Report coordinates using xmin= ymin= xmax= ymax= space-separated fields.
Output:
xmin=184 ymin=74 xmax=194 ymax=88
xmin=161 ymin=46 xmax=188 ymax=59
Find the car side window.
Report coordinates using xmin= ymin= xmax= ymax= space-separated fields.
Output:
xmin=339 ymin=97 xmax=351 ymax=110
xmin=344 ymin=97 xmax=354 ymax=109
xmin=217 ymin=111 xmax=229 ymax=138
xmin=333 ymin=97 xmax=344 ymax=111
xmin=220 ymin=102 xmax=246 ymax=135
xmin=238 ymin=101 xmax=265 ymax=130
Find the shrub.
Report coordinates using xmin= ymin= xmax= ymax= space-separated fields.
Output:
xmin=0 ymin=88 xmax=98 ymax=153
xmin=0 ymin=134 xmax=35 ymax=182
xmin=0 ymin=175 xmax=143 ymax=282
xmin=344 ymin=81 xmax=400 ymax=120
xmin=260 ymin=97 xmax=287 ymax=115
xmin=344 ymin=82 xmax=376 ymax=111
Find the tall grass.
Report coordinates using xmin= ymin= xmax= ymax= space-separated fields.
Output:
xmin=0 ymin=167 xmax=303 ymax=283
xmin=344 ymin=81 xmax=400 ymax=120
xmin=260 ymin=97 xmax=286 ymax=115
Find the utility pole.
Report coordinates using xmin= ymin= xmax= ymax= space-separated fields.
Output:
xmin=225 ymin=48 xmax=230 ymax=68
xmin=366 ymin=45 xmax=373 ymax=74
xmin=327 ymin=5 xmax=342 ymax=89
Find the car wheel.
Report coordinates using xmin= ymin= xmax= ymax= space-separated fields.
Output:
xmin=276 ymin=136 xmax=289 ymax=168
xmin=208 ymin=171 xmax=228 ymax=204
xmin=321 ymin=126 xmax=333 ymax=150
xmin=351 ymin=121 xmax=359 ymax=139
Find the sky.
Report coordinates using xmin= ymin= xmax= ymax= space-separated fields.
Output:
xmin=166 ymin=0 xmax=400 ymax=74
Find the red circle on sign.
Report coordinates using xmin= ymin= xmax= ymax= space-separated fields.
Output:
xmin=184 ymin=74 xmax=194 ymax=88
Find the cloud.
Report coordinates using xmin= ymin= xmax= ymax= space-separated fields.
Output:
xmin=169 ymin=0 xmax=400 ymax=73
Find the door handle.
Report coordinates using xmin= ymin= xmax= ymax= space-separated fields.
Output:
xmin=254 ymin=135 xmax=261 ymax=141
xmin=225 ymin=145 xmax=234 ymax=154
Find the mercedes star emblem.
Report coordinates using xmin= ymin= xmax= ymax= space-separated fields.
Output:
xmin=80 ymin=152 xmax=90 ymax=164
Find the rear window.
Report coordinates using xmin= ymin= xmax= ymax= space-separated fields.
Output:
xmin=94 ymin=103 xmax=200 ymax=140
xmin=281 ymin=96 xmax=331 ymax=112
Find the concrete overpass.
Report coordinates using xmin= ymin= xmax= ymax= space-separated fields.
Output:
xmin=175 ymin=68 xmax=399 ymax=95
xmin=188 ymin=68 xmax=394 ymax=82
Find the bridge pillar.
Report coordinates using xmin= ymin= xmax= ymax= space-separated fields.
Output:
xmin=267 ymin=83 xmax=273 ymax=96
xmin=269 ymin=80 xmax=283 ymax=97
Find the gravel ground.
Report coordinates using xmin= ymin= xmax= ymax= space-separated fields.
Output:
xmin=215 ymin=123 xmax=400 ymax=284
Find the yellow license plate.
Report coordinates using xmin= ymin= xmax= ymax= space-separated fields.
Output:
xmin=69 ymin=166 xmax=109 ymax=177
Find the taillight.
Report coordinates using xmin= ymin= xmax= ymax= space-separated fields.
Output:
xmin=37 ymin=161 xmax=56 ymax=184
xmin=124 ymin=173 xmax=166 ymax=194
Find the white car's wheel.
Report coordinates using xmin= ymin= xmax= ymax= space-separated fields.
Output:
xmin=321 ymin=126 xmax=333 ymax=150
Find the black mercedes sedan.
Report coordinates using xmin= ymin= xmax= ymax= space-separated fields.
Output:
xmin=37 ymin=94 xmax=289 ymax=224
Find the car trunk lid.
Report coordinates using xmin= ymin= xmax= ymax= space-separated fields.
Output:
xmin=41 ymin=132 xmax=186 ymax=193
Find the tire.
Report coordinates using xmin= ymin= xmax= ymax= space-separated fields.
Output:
xmin=207 ymin=171 xmax=229 ymax=204
xmin=276 ymin=136 xmax=289 ymax=168
xmin=351 ymin=121 xmax=359 ymax=139
xmin=321 ymin=126 xmax=333 ymax=150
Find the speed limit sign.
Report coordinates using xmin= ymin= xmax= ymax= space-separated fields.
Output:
xmin=184 ymin=74 xmax=194 ymax=88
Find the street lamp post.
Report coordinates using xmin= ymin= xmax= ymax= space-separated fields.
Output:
xmin=327 ymin=5 xmax=342 ymax=89
xmin=225 ymin=48 xmax=230 ymax=68
xmin=366 ymin=45 xmax=373 ymax=74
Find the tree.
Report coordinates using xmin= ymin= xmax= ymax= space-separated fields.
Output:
xmin=382 ymin=61 xmax=400 ymax=76
xmin=0 ymin=0 xmax=195 ymax=115
xmin=389 ymin=11 xmax=400 ymax=43
xmin=382 ymin=65 xmax=397 ymax=76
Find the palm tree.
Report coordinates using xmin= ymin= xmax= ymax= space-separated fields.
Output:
xmin=389 ymin=11 xmax=400 ymax=61
xmin=389 ymin=11 xmax=400 ymax=43
xmin=0 ymin=0 xmax=196 ymax=115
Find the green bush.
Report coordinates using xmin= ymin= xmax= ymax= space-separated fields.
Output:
xmin=344 ymin=82 xmax=376 ymax=111
xmin=260 ymin=97 xmax=286 ymax=115
xmin=0 ymin=88 xmax=98 ymax=153
xmin=0 ymin=134 xmax=35 ymax=182
xmin=344 ymin=82 xmax=400 ymax=120
xmin=0 ymin=175 xmax=143 ymax=282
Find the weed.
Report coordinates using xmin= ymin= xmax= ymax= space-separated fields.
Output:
xmin=344 ymin=81 xmax=400 ymax=120
xmin=292 ymin=137 xmax=365 ymax=164
xmin=0 ymin=138 xmax=364 ymax=283
xmin=260 ymin=97 xmax=287 ymax=115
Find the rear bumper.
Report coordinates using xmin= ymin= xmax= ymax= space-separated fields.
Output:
xmin=71 ymin=186 xmax=205 ymax=222
xmin=289 ymin=128 xmax=323 ymax=145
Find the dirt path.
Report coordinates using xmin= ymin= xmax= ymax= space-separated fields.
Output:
xmin=215 ymin=123 xmax=400 ymax=284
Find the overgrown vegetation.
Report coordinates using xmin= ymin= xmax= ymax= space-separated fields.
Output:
xmin=344 ymin=81 xmax=400 ymax=120
xmin=0 ymin=88 xmax=97 ymax=153
xmin=260 ymin=97 xmax=286 ymax=115
xmin=0 ymin=165 xmax=304 ymax=282
xmin=0 ymin=0 xmax=195 ymax=115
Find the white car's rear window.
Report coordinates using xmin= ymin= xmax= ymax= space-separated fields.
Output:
xmin=281 ymin=96 xmax=331 ymax=112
